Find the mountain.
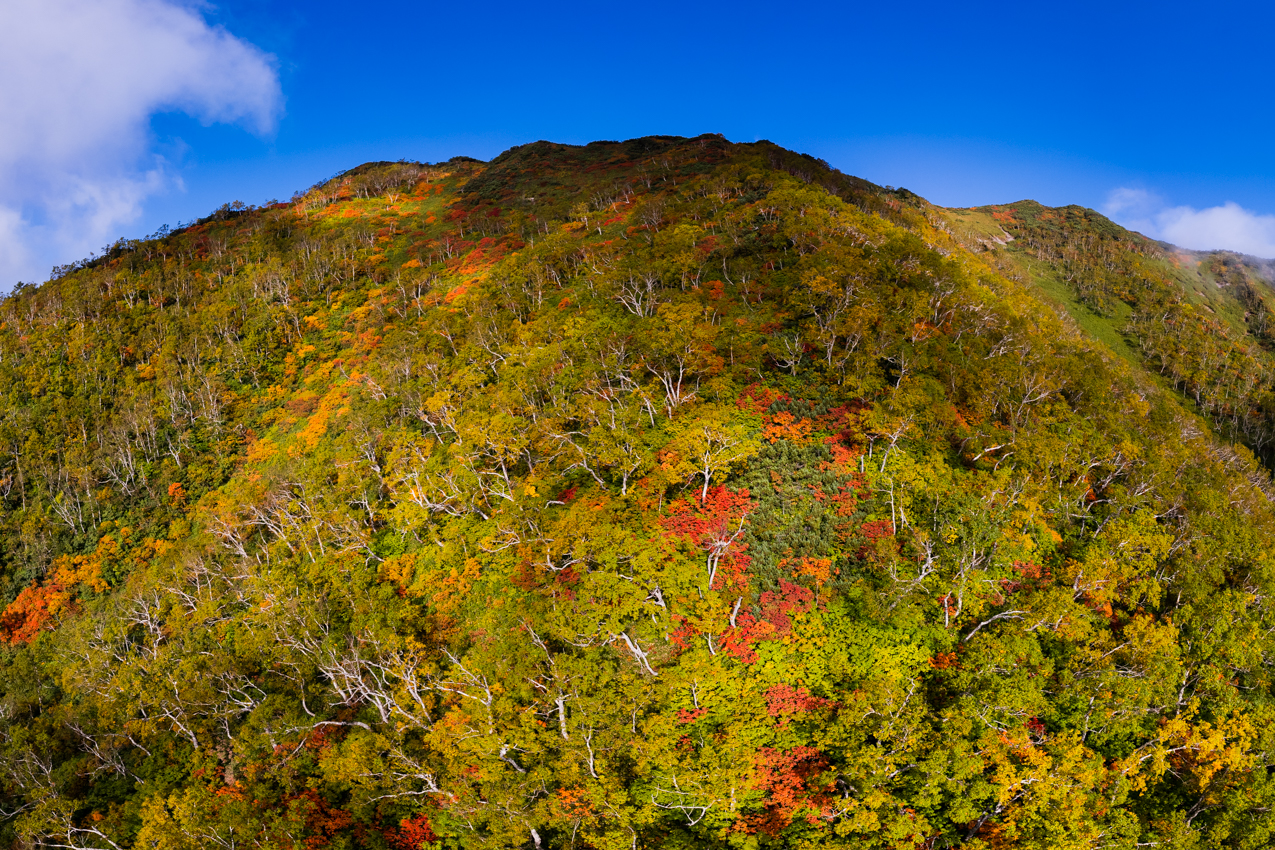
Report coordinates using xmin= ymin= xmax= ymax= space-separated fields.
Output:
xmin=1 ymin=134 xmax=1274 ymax=849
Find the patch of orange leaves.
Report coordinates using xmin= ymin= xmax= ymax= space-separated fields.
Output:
xmin=763 ymin=411 xmax=814 ymax=444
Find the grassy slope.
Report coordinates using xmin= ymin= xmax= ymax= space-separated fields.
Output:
xmin=936 ymin=199 xmax=1275 ymax=462
xmin=939 ymin=201 xmax=1275 ymax=345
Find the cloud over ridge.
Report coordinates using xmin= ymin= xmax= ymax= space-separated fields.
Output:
xmin=0 ymin=0 xmax=282 ymax=285
xmin=1105 ymin=188 xmax=1275 ymax=259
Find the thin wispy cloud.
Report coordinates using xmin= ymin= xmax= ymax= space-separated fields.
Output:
xmin=1104 ymin=187 xmax=1275 ymax=259
xmin=0 ymin=0 xmax=282 ymax=286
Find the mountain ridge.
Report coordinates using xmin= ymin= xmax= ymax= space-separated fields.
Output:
xmin=0 ymin=135 xmax=1274 ymax=849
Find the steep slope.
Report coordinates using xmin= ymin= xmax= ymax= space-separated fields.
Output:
xmin=1 ymin=136 xmax=1274 ymax=849
xmin=938 ymin=201 xmax=1275 ymax=468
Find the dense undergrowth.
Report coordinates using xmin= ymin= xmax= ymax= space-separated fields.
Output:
xmin=0 ymin=135 xmax=1274 ymax=849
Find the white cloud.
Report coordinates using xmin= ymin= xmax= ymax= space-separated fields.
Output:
xmin=0 ymin=0 xmax=281 ymax=285
xmin=1104 ymin=187 xmax=1275 ymax=259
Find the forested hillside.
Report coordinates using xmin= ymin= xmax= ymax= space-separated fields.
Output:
xmin=2 ymin=134 xmax=1275 ymax=849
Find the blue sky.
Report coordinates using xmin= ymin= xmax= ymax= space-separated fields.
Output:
xmin=4 ymin=0 xmax=1275 ymax=283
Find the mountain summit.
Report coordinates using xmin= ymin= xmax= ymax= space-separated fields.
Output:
xmin=1 ymin=135 xmax=1274 ymax=849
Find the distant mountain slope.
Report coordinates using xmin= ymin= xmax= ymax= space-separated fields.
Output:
xmin=938 ymin=200 xmax=1275 ymax=468
xmin=1 ymin=136 xmax=1275 ymax=849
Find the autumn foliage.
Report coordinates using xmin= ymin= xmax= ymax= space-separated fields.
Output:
xmin=0 ymin=136 xmax=1272 ymax=850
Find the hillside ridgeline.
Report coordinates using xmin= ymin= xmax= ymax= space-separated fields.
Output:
xmin=1 ymin=136 xmax=1274 ymax=849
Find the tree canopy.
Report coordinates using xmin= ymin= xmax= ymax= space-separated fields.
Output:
xmin=1 ymin=135 xmax=1274 ymax=849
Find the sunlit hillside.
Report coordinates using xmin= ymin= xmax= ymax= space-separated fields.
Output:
xmin=1 ymin=135 xmax=1274 ymax=849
